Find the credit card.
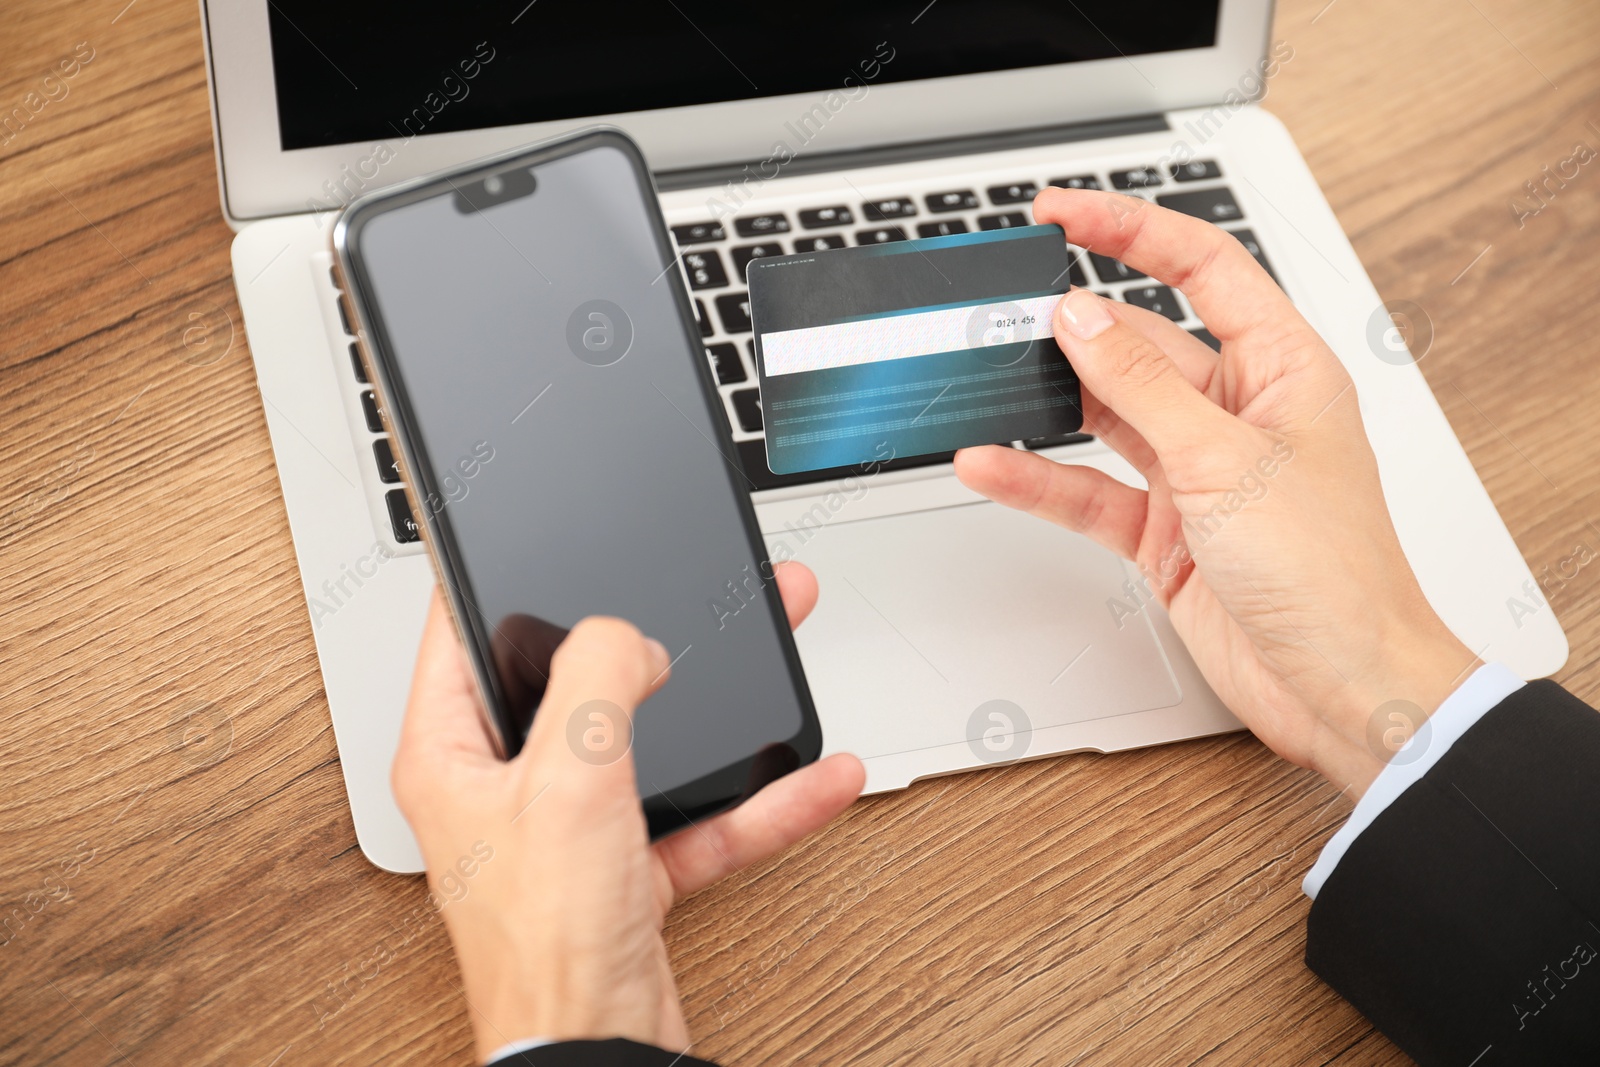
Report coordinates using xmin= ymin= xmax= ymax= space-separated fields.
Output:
xmin=747 ymin=224 xmax=1083 ymax=475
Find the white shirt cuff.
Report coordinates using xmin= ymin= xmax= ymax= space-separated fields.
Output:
xmin=485 ymin=1037 xmax=554 ymax=1064
xmin=1301 ymin=661 xmax=1525 ymax=900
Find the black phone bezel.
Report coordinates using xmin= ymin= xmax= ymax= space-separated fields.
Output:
xmin=333 ymin=127 xmax=823 ymax=839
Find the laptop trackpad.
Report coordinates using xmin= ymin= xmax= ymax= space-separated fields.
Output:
xmin=771 ymin=499 xmax=1183 ymax=763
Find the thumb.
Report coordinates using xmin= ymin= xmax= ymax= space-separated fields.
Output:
xmin=1054 ymin=289 xmax=1236 ymax=465
xmin=522 ymin=616 xmax=671 ymax=778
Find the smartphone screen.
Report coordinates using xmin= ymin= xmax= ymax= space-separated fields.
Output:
xmin=338 ymin=130 xmax=820 ymax=836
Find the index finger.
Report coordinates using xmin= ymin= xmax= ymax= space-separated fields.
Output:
xmin=654 ymin=753 xmax=865 ymax=896
xmin=1034 ymin=187 xmax=1302 ymax=344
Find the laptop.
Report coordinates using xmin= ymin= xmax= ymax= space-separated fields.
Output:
xmin=203 ymin=0 xmax=1568 ymax=872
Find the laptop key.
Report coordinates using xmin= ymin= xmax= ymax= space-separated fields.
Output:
xmin=1156 ymin=186 xmax=1243 ymax=224
xmin=1088 ymin=252 xmax=1147 ymax=284
xmin=373 ymin=438 xmax=401 ymax=483
xmin=926 ymin=189 xmax=979 ymax=213
xmin=735 ymin=214 xmax=790 ymax=237
xmin=715 ymin=292 xmax=753 ymax=333
xmin=1189 ymin=327 xmax=1222 ymax=352
xmin=862 ymin=197 xmax=917 ymax=220
xmin=1225 ymin=228 xmax=1279 ymax=284
xmin=1063 ymin=251 xmax=1089 ymax=288
xmin=705 ymin=342 xmax=747 ymax=385
xmin=349 ymin=341 xmax=367 ymax=384
xmin=730 ymin=388 xmax=763 ymax=433
xmin=1110 ymin=167 xmax=1163 ymax=189
xmin=1123 ymin=284 xmax=1184 ymax=321
xmin=987 ymin=181 xmax=1039 ymax=205
xmin=730 ymin=242 xmax=785 ymax=278
xmin=1049 ymin=174 xmax=1102 ymax=190
xmin=793 ymin=234 xmax=847 ymax=252
xmin=360 ymin=390 xmax=385 ymax=433
xmin=856 ymin=226 xmax=908 ymax=244
xmin=671 ymin=221 xmax=725 ymax=245
xmin=917 ymin=219 xmax=969 ymax=238
xmin=734 ymin=439 xmax=956 ymax=492
xmin=385 ymin=489 xmax=421 ymax=544
xmin=977 ymin=212 xmax=1028 ymax=230
xmin=798 ymin=205 xmax=853 ymax=228
xmin=682 ymin=249 xmax=729 ymax=290
xmin=1170 ymin=159 xmax=1222 ymax=182
xmin=694 ymin=298 xmax=712 ymax=338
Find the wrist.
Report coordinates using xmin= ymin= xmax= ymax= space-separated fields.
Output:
xmin=1309 ymin=609 xmax=1476 ymax=798
xmin=464 ymin=959 xmax=666 ymax=1063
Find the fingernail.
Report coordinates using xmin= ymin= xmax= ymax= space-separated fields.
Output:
xmin=1057 ymin=290 xmax=1114 ymax=340
xmin=644 ymin=637 xmax=670 ymax=673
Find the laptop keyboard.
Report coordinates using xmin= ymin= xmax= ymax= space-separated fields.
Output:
xmin=667 ymin=156 xmax=1275 ymax=492
xmin=321 ymin=263 xmax=424 ymax=548
xmin=325 ymin=152 xmax=1277 ymax=549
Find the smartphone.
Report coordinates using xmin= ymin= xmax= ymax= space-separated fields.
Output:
xmin=333 ymin=128 xmax=822 ymax=838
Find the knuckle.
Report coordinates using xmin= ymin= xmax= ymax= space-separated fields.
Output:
xmin=1173 ymin=236 xmax=1224 ymax=292
xmin=1012 ymin=458 xmax=1053 ymax=516
xmin=1105 ymin=334 xmax=1176 ymax=389
xmin=1071 ymin=479 xmax=1112 ymax=535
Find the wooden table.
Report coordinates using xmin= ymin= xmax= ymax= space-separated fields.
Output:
xmin=3 ymin=1 xmax=1596 ymax=1062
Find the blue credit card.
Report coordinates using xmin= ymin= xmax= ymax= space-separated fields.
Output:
xmin=747 ymin=224 xmax=1083 ymax=475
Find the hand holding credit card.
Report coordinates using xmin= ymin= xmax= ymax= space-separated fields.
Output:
xmin=748 ymin=224 xmax=1084 ymax=475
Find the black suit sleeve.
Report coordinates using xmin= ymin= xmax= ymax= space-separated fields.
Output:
xmin=488 ymin=1038 xmax=721 ymax=1066
xmin=1306 ymin=680 xmax=1600 ymax=1065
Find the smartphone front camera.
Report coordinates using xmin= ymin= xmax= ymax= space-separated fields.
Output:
xmin=452 ymin=166 xmax=536 ymax=214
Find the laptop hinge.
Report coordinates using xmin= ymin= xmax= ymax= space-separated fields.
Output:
xmin=653 ymin=113 xmax=1170 ymax=192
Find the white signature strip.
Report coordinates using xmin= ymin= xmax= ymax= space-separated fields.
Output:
xmin=760 ymin=294 xmax=1060 ymax=377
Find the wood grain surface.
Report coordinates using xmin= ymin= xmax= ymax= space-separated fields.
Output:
xmin=2 ymin=1 xmax=1597 ymax=1063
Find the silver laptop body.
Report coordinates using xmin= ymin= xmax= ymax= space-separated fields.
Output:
xmin=203 ymin=0 xmax=1567 ymax=871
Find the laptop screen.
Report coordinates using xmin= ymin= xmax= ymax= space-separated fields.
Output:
xmin=268 ymin=2 xmax=1221 ymax=152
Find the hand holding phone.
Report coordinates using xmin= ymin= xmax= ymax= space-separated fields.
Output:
xmin=337 ymin=129 xmax=827 ymax=837
xmin=392 ymin=568 xmax=864 ymax=1059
